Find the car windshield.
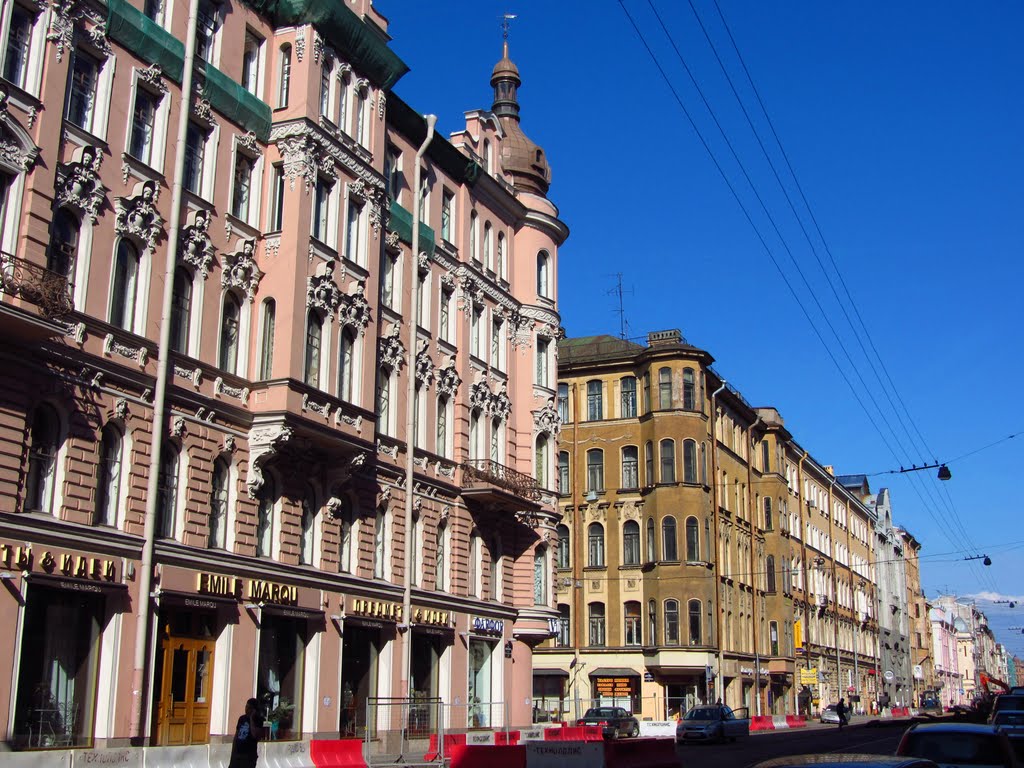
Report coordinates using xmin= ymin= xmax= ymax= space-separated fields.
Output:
xmin=584 ymin=708 xmax=619 ymax=718
xmin=995 ymin=712 xmax=1024 ymax=725
xmin=901 ymin=732 xmax=1006 ymax=765
xmin=994 ymin=696 xmax=1024 ymax=711
xmin=686 ymin=708 xmax=720 ymax=721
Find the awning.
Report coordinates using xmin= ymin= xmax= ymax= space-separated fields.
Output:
xmin=106 ymin=0 xmax=185 ymax=82
xmin=197 ymin=62 xmax=272 ymax=142
xmin=533 ymin=668 xmax=569 ymax=678
xmin=589 ymin=667 xmax=639 ymax=678
xmin=259 ymin=603 xmax=325 ymax=622
xmin=157 ymin=590 xmax=239 ymax=610
xmin=388 ymin=200 xmax=436 ymax=257
xmin=26 ymin=572 xmax=127 ymax=594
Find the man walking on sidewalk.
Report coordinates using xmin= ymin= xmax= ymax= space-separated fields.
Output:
xmin=836 ymin=698 xmax=848 ymax=731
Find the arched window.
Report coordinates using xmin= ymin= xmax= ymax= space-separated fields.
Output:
xmin=646 ymin=518 xmax=656 ymax=562
xmin=588 ymin=522 xmax=605 ymax=567
xmin=556 ymin=524 xmax=570 ymax=569
xmin=558 ymin=451 xmax=570 ymax=496
xmin=685 ymin=516 xmax=699 ymax=561
xmin=435 ymin=518 xmax=448 ymax=590
xmin=688 ymin=599 xmax=702 ymax=645
xmin=277 ymin=44 xmax=291 ymax=107
xmin=373 ymin=509 xmax=386 ymax=579
xmin=533 ymin=546 xmax=547 ymax=605
xmin=623 ymin=520 xmax=640 ymax=566
xmin=659 ymin=439 xmax=675 ymax=483
xmin=304 ymin=310 xmax=323 ymax=387
xmin=170 ymin=267 xmax=193 ymax=354
xmin=95 ymin=424 xmax=122 ymax=526
xmin=766 ymin=555 xmax=777 ymax=593
xmin=648 ymin=599 xmax=658 ymax=646
xmin=156 ymin=441 xmax=178 ymax=538
xmin=338 ymin=327 xmax=356 ymax=401
xmin=219 ymin=292 xmax=241 ymax=373
xmin=664 ymin=599 xmax=680 ymax=645
xmin=764 ymin=497 xmax=773 ymax=531
xmin=256 ymin=477 xmax=275 ymax=557
xmin=537 ymin=250 xmax=550 ymax=297
xmin=662 ymin=517 xmax=678 ymax=561
xmin=645 ymin=441 xmax=653 ymax=485
xmin=109 ymin=240 xmax=139 ymax=330
xmin=535 ymin=435 xmax=548 ymax=487
xmin=47 ymin=209 xmax=79 ymax=284
xmin=300 ymin=486 xmax=316 ymax=565
xmin=620 ymin=376 xmax=637 ymax=418
xmin=588 ymin=602 xmax=606 ymax=646
xmin=683 ymin=439 xmax=697 ymax=484
xmin=354 ymin=83 xmax=368 ymax=146
xmin=682 ymin=368 xmax=696 ymax=409
xmin=621 ymin=445 xmax=639 ymax=489
xmin=586 ymin=448 xmax=604 ymax=493
xmin=624 ymin=601 xmax=642 ymax=646
xmin=209 ymin=457 xmax=229 ymax=548
xmin=258 ymin=299 xmax=275 ymax=379
xmin=658 ymin=367 xmax=672 ymax=409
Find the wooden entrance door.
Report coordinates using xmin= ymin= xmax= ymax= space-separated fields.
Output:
xmin=155 ymin=635 xmax=215 ymax=745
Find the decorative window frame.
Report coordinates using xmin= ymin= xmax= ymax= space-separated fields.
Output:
xmin=228 ymin=132 xmax=264 ymax=230
xmin=123 ymin=65 xmax=171 ymax=172
xmin=63 ymin=35 xmax=116 ymax=142
xmin=0 ymin=0 xmax=48 ymax=97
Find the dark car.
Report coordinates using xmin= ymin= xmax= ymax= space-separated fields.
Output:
xmin=896 ymin=722 xmax=1021 ymax=768
xmin=576 ymin=706 xmax=639 ymax=739
xmin=993 ymin=711 xmax=1024 ymax=735
xmin=676 ymin=705 xmax=750 ymax=743
xmin=989 ymin=695 xmax=1024 ymax=724
xmin=755 ymin=756 xmax=937 ymax=768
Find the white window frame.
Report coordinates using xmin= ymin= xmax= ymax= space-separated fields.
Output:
xmin=241 ymin=29 xmax=265 ymax=96
xmin=343 ymin=189 xmax=366 ymax=267
xmin=184 ymin=120 xmax=219 ymax=202
xmin=310 ymin=175 xmax=337 ymax=249
xmin=125 ymin=71 xmax=170 ymax=169
xmin=230 ymin=136 xmax=264 ymax=228
xmin=217 ymin=288 xmax=251 ymax=377
xmin=194 ymin=0 xmax=223 ymax=67
xmin=0 ymin=0 xmax=47 ymax=97
xmin=65 ymin=42 xmax=115 ymax=140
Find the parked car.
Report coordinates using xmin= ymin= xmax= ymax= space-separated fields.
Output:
xmin=993 ymin=711 xmax=1024 ymax=735
xmin=989 ymin=695 xmax=1024 ymax=723
xmin=576 ymin=707 xmax=639 ymax=739
xmin=820 ymin=704 xmax=850 ymax=725
xmin=896 ymin=722 xmax=1021 ymax=768
xmin=676 ymin=705 xmax=750 ymax=744
xmin=755 ymin=756 xmax=937 ymax=768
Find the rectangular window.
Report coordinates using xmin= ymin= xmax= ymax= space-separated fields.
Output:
xmin=439 ymin=287 xmax=452 ymax=342
xmin=195 ymin=0 xmax=218 ymax=63
xmin=66 ymin=49 xmax=100 ymax=132
xmin=268 ymin=165 xmax=285 ymax=231
xmin=470 ymin=306 xmax=482 ymax=357
xmin=587 ymin=381 xmax=603 ymax=421
xmin=441 ymin=189 xmax=454 ymax=241
xmin=345 ymin=199 xmax=363 ymax=264
xmin=256 ymin=615 xmax=305 ymax=741
xmin=381 ymin=254 xmax=397 ymax=310
xmin=491 ymin=319 xmax=503 ymax=368
xmin=588 ymin=604 xmax=606 ymax=647
xmin=183 ymin=122 xmax=207 ymax=196
xmin=558 ymin=452 xmax=570 ymax=496
xmin=242 ymin=31 xmax=262 ymax=94
xmin=311 ymin=178 xmax=330 ymax=242
xmin=558 ymin=383 xmax=569 ymax=423
xmin=665 ymin=602 xmax=680 ymax=645
xmin=535 ymin=338 xmax=549 ymax=386
xmin=622 ymin=447 xmax=639 ymax=489
xmin=770 ymin=621 xmax=779 ymax=656
xmin=384 ymin=145 xmax=401 ymax=201
xmin=129 ymin=87 xmax=158 ymax=165
xmin=624 ymin=604 xmax=642 ymax=646
xmin=587 ymin=451 xmax=604 ymax=493
xmin=231 ymin=152 xmax=255 ymax=221
xmin=620 ymin=377 xmax=637 ymax=418
xmin=143 ymin=0 xmax=161 ymax=22
xmin=4 ymin=4 xmax=36 ymax=90
xmin=319 ymin=58 xmax=332 ymax=119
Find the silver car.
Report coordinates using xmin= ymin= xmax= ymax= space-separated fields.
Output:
xmin=676 ymin=705 xmax=750 ymax=744
xmin=820 ymin=704 xmax=849 ymax=725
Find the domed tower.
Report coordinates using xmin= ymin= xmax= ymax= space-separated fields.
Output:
xmin=490 ymin=40 xmax=551 ymax=196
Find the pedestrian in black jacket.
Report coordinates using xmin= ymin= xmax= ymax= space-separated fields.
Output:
xmin=229 ymin=698 xmax=265 ymax=768
xmin=835 ymin=698 xmax=848 ymax=730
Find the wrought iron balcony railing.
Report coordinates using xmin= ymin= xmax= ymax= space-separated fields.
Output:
xmin=1 ymin=252 xmax=74 ymax=320
xmin=462 ymin=458 xmax=541 ymax=502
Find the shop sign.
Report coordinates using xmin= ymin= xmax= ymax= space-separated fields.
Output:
xmin=196 ymin=573 xmax=298 ymax=605
xmin=2 ymin=544 xmax=119 ymax=582
xmin=472 ymin=617 xmax=504 ymax=635
xmin=740 ymin=666 xmax=754 ymax=677
xmin=197 ymin=572 xmax=242 ymax=598
xmin=247 ymin=579 xmax=298 ymax=605
xmin=594 ymin=677 xmax=634 ymax=697
xmin=799 ymin=668 xmax=818 ymax=686
xmin=414 ymin=607 xmax=451 ymax=627
xmin=350 ymin=598 xmax=403 ymax=622
xmin=644 ymin=671 xmax=655 ymax=682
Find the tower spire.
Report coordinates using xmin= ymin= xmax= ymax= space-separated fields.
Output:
xmin=490 ymin=16 xmax=521 ymax=121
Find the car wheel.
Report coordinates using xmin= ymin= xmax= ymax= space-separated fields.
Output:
xmin=630 ymin=723 xmax=639 ymax=738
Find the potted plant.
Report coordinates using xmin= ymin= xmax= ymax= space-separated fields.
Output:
xmin=265 ymin=697 xmax=295 ymax=739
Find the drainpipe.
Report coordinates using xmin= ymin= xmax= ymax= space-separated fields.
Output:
xmin=709 ymin=379 xmax=727 ymax=705
xmin=747 ymin=415 xmax=762 ymax=716
xmin=400 ymin=114 xmax=437 ymax=699
xmin=796 ymin=450 xmax=809 ymax=716
xmin=129 ymin=0 xmax=200 ymax=742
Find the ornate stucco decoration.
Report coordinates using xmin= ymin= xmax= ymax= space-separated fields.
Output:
xmin=490 ymin=381 xmax=511 ymax=421
xmin=0 ymin=93 xmax=36 ymax=171
xmin=222 ymin=239 xmax=263 ymax=301
xmin=170 ymin=415 xmax=186 ymax=437
xmin=378 ymin=326 xmax=406 ymax=370
xmin=114 ymin=397 xmax=129 ymax=421
xmin=326 ymin=454 xmax=367 ymax=516
xmin=138 ymin=63 xmax=168 ymax=94
xmin=469 ymin=377 xmax=490 ymax=412
xmin=384 ymin=229 xmax=400 ymax=252
xmin=222 ymin=435 xmax=236 ymax=454
xmin=270 ymin=120 xmax=384 ymax=195
xmin=312 ymin=30 xmax=324 ymax=64
xmin=277 ymin=131 xmax=336 ymax=191
xmin=377 ymin=91 xmax=386 ymax=121
xmin=416 ymin=251 xmax=430 ymax=275
xmin=103 ymin=332 xmax=148 ymax=367
xmin=306 ymin=259 xmax=343 ymax=317
xmin=55 ymin=144 xmax=106 ymax=223
xmin=179 ymin=209 xmax=216 ymax=278
xmin=436 ymin=359 xmax=461 ymax=397
xmin=339 ymin=281 xmax=372 ymax=334
xmin=46 ymin=0 xmax=108 ymax=62
xmin=193 ymin=85 xmax=216 ymax=127
xmin=246 ymin=423 xmax=295 ymax=498
xmin=294 ymin=27 xmax=306 ymax=61
xmin=114 ymin=180 xmax=163 ymax=254
xmin=467 ymin=376 xmax=511 ymax=421
xmin=414 ymin=343 xmax=434 ymax=390
xmin=533 ymin=397 xmax=561 ymax=436
xmin=237 ymin=131 xmax=259 ymax=154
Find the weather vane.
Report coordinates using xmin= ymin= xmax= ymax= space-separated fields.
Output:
xmin=500 ymin=13 xmax=517 ymax=41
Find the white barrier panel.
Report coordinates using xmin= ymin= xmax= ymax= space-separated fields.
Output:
xmin=4 ymin=750 xmax=73 ymax=768
xmin=526 ymin=741 xmax=604 ymax=768
xmin=144 ymin=745 xmax=210 ymax=768
xmin=261 ymin=740 xmax=316 ymax=768
xmin=771 ymin=716 xmax=789 ymax=729
xmin=208 ymin=743 xmax=232 ymax=768
xmin=466 ymin=731 xmax=497 ymax=746
xmin=519 ymin=728 xmax=546 ymax=742
xmin=638 ymin=721 xmax=675 ymax=738
xmin=72 ymin=747 xmax=143 ymax=767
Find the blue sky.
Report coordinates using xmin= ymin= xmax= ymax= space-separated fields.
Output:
xmin=385 ymin=2 xmax=1024 ymax=658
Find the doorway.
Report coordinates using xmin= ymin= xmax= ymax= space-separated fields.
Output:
xmin=153 ymin=610 xmax=216 ymax=745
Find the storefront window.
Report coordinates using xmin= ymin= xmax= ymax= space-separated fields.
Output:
xmin=13 ymin=586 xmax=103 ymax=748
xmin=410 ymin=633 xmax=444 ymax=735
xmin=533 ymin=676 xmax=566 ymax=723
xmin=257 ymin=615 xmax=306 ymax=740
xmin=468 ymin=639 xmax=495 ymax=727
xmin=340 ymin=624 xmax=379 ymax=738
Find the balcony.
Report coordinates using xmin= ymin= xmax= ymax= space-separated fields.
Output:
xmin=461 ymin=458 xmax=542 ymax=510
xmin=1 ymin=252 xmax=73 ymax=321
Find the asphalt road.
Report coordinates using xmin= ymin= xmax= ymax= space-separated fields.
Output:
xmin=673 ymin=720 xmax=912 ymax=768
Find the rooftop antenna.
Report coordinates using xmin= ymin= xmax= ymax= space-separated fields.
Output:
xmin=500 ymin=13 xmax=517 ymax=42
xmin=607 ymin=273 xmax=633 ymax=340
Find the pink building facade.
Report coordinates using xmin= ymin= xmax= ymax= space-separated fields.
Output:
xmin=0 ymin=0 xmax=566 ymax=750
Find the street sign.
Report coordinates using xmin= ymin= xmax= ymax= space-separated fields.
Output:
xmin=799 ymin=668 xmax=818 ymax=686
